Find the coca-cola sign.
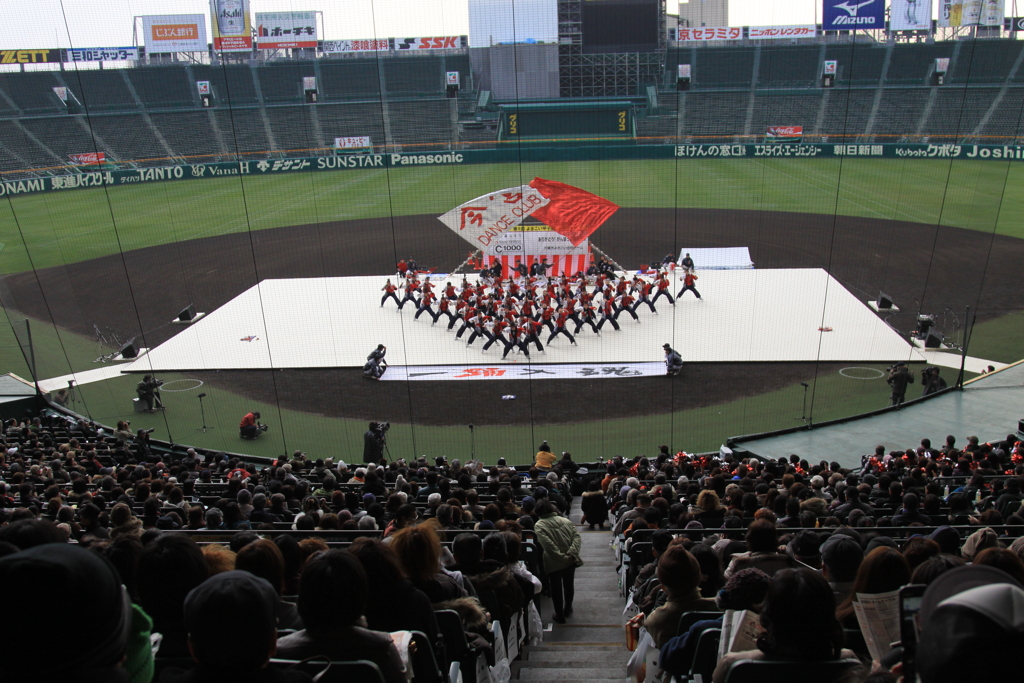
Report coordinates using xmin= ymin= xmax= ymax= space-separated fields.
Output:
xmin=766 ymin=126 xmax=803 ymax=139
xmin=69 ymin=152 xmax=106 ymax=165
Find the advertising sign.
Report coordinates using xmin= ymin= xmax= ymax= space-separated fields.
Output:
xmin=196 ymin=81 xmax=211 ymax=95
xmin=823 ymin=60 xmax=838 ymax=75
xmin=766 ymin=126 xmax=804 ymax=140
xmin=322 ymin=39 xmax=390 ymax=52
xmin=334 ymin=137 xmax=371 ymax=149
xmin=256 ymin=11 xmax=317 ymax=49
xmin=395 ymin=36 xmax=464 ymax=50
xmin=1007 ymin=16 xmax=1024 ymax=30
xmin=822 ymin=0 xmax=884 ymax=30
xmin=69 ymin=152 xmax=106 ymax=165
xmin=446 ymin=71 xmax=461 ymax=86
xmin=675 ymin=27 xmax=742 ymax=42
xmin=66 ymin=47 xmax=139 ymax=61
xmin=890 ymin=0 xmax=933 ymax=31
xmin=0 ymin=49 xmax=61 ymax=64
xmin=936 ymin=58 xmax=950 ymax=73
xmin=678 ymin=64 xmax=691 ymax=79
xmin=210 ymin=0 xmax=253 ymax=52
xmin=939 ymin=0 xmax=1003 ymax=26
xmin=142 ymin=15 xmax=208 ymax=52
xmin=748 ymin=25 xmax=816 ymax=39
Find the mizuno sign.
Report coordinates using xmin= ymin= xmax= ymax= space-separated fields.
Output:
xmin=822 ymin=0 xmax=884 ymax=30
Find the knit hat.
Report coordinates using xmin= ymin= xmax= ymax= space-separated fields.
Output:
xmin=716 ymin=568 xmax=771 ymax=611
xmin=962 ymin=527 xmax=1000 ymax=561
xmin=0 ymin=544 xmax=132 ymax=677
xmin=124 ymin=604 xmax=155 ymax=683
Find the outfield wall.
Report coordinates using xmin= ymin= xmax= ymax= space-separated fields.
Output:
xmin=3 ymin=142 xmax=1023 ymax=198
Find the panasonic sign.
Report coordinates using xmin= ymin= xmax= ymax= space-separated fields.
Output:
xmin=822 ymin=0 xmax=884 ymax=30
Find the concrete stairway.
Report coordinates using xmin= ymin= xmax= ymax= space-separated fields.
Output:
xmin=514 ymin=500 xmax=627 ymax=682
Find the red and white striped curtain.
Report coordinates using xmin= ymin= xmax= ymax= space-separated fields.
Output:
xmin=483 ymin=253 xmax=591 ymax=278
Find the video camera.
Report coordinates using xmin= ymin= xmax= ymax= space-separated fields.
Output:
xmin=372 ymin=421 xmax=391 ymax=433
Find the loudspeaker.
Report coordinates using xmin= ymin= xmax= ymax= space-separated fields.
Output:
xmin=822 ymin=74 xmax=834 ymax=88
xmin=120 ymin=339 xmax=138 ymax=359
xmin=177 ymin=304 xmax=196 ymax=322
xmin=200 ymin=94 xmax=212 ymax=108
xmin=446 ymin=84 xmax=459 ymax=99
xmin=676 ymin=78 xmax=690 ymax=91
xmin=924 ymin=331 xmax=943 ymax=348
xmin=305 ymin=89 xmax=318 ymax=103
xmin=877 ymin=292 xmax=893 ymax=310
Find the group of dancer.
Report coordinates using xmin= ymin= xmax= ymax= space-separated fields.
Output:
xmin=378 ymin=253 xmax=703 ymax=360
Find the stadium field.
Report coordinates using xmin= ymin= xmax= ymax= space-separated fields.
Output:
xmin=2 ymin=156 xmax=1024 ymax=274
xmin=2 ymin=155 xmax=1022 ymax=461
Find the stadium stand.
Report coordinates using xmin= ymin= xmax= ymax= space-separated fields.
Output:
xmin=819 ymin=90 xmax=877 ymax=139
xmin=387 ymin=100 xmax=453 ymax=147
xmin=679 ymin=92 xmax=749 ymax=140
xmin=383 ymin=56 xmax=447 ymax=96
xmin=748 ymin=93 xmax=823 ymax=135
xmin=949 ymin=39 xmax=1024 ymax=84
xmin=887 ymin=43 xmax=954 ymax=85
xmin=61 ymin=69 xmax=137 ymax=111
xmin=19 ymin=116 xmax=103 ymax=162
xmin=925 ymin=88 xmax=1000 ymax=138
xmin=147 ymin=111 xmax=226 ymax=159
xmin=124 ymin=66 xmax=194 ymax=109
xmin=757 ymin=46 xmax=821 ymax=89
xmin=0 ymin=119 xmax=56 ymax=169
xmin=86 ymin=113 xmax=166 ymax=163
xmin=868 ymin=88 xmax=932 ymax=139
xmin=0 ymin=71 xmax=64 ymax=115
xmin=264 ymin=106 xmax=322 ymax=153
xmin=318 ymin=60 xmax=383 ymax=100
xmin=216 ymin=108 xmax=273 ymax=157
xmin=316 ymin=102 xmax=387 ymax=147
xmin=976 ymin=89 xmax=1024 ymax=140
xmin=824 ymin=43 xmax=889 ymax=87
xmin=192 ymin=64 xmax=260 ymax=107
xmin=691 ymin=47 xmax=757 ymax=88
xmin=258 ymin=61 xmax=317 ymax=104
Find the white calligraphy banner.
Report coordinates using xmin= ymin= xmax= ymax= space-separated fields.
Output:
xmin=380 ymin=362 xmax=668 ymax=381
xmin=437 ymin=185 xmax=550 ymax=251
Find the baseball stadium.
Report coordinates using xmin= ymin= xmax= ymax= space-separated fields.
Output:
xmin=2 ymin=1 xmax=1024 ymax=682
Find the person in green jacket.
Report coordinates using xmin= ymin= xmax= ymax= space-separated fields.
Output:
xmin=534 ymin=500 xmax=582 ymax=623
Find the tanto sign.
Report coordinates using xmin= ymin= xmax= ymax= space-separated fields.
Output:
xmin=396 ymin=36 xmax=462 ymax=50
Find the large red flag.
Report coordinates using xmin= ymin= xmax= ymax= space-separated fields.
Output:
xmin=528 ymin=178 xmax=619 ymax=246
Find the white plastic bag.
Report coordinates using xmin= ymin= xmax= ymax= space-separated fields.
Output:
xmin=625 ymin=628 xmax=655 ymax=683
xmin=527 ymin=602 xmax=544 ymax=646
xmin=489 ymin=658 xmax=511 ymax=683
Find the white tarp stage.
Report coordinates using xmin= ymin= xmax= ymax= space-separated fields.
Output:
xmin=678 ymin=247 xmax=754 ymax=270
xmin=125 ymin=269 xmax=924 ymax=373
xmin=381 ymin=362 xmax=668 ymax=381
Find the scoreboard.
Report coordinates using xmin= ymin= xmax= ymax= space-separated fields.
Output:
xmin=499 ymin=102 xmax=635 ymax=140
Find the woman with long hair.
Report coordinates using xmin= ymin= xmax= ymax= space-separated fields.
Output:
xmin=712 ymin=568 xmax=852 ymax=683
xmin=835 ymin=546 xmax=911 ymax=628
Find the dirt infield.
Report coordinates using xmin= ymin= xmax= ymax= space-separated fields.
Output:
xmin=4 ymin=208 xmax=1022 ymax=426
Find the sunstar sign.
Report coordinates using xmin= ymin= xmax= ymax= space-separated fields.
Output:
xmin=822 ymin=0 xmax=884 ymax=30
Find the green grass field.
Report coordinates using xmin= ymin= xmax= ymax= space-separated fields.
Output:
xmin=2 ymin=157 xmax=1023 ymax=274
xmin=1 ymin=155 xmax=1020 ymax=462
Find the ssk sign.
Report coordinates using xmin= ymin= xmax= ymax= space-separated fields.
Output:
xmin=396 ymin=36 xmax=462 ymax=50
xmin=822 ymin=0 xmax=884 ymax=30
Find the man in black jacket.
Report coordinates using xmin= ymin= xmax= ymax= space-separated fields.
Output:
xmin=363 ymin=422 xmax=385 ymax=463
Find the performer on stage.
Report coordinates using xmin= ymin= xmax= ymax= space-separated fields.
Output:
xmin=652 ymin=273 xmax=675 ymax=307
xmin=676 ymin=269 xmax=702 ymax=300
xmin=380 ymin=279 xmax=401 ymax=309
xmin=414 ymin=289 xmax=438 ymax=321
xmin=596 ymin=297 xmax=620 ymax=331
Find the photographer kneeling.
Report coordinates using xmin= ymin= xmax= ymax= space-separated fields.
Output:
xmin=239 ymin=411 xmax=268 ymax=439
xmin=136 ymin=374 xmax=164 ymax=413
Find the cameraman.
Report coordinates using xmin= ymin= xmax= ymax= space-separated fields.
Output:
xmin=363 ymin=421 xmax=386 ymax=463
xmin=922 ymin=366 xmax=947 ymax=396
xmin=239 ymin=411 xmax=262 ymax=439
xmin=136 ymin=374 xmax=164 ymax=412
xmin=887 ymin=362 xmax=913 ymax=406
xmin=363 ymin=344 xmax=387 ymax=380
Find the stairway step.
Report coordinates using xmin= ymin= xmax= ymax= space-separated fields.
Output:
xmin=518 ymin=667 xmax=625 ymax=680
xmin=524 ymin=648 xmax=626 ymax=662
